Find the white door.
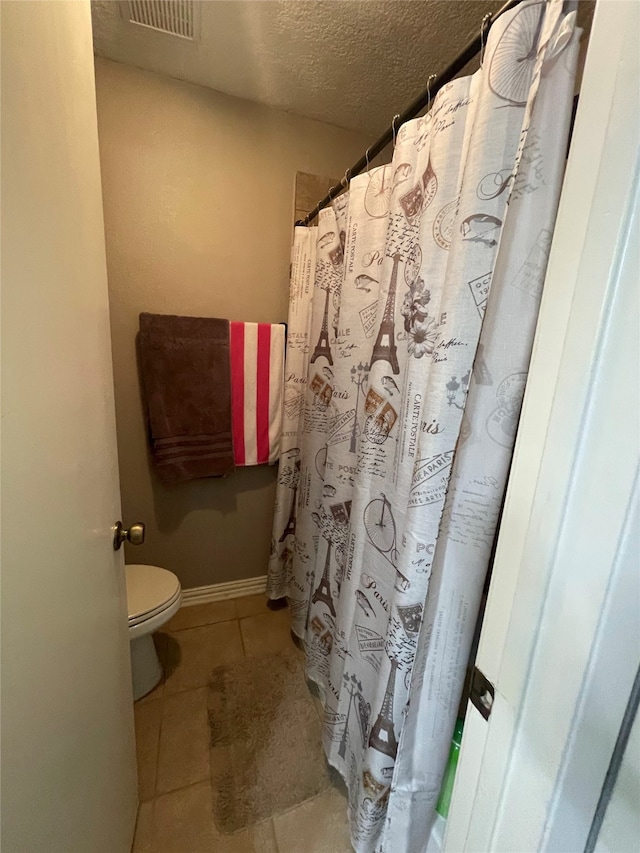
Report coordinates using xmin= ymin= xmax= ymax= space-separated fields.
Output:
xmin=445 ymin=1 xmax=640 ymax=851
xmin=1 ymin=2 xmax=138 ymax=851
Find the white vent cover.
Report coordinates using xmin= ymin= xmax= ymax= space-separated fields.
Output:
xmin=124 ymin=1 xmax=195 ymax=39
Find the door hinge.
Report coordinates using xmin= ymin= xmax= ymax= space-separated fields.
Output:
xmin=470 ymin=666 xmax=495 ymax=720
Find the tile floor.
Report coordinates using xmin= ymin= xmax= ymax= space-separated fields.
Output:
xmin=132 ymin=594 xmax=352 ymax=853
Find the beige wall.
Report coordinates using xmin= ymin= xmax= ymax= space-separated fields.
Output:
xmin=95 ymin=58 xmax=371 ymax=590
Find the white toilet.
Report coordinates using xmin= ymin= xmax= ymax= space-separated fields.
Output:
xmin=126 ymin=564 xmax=182 ymax=700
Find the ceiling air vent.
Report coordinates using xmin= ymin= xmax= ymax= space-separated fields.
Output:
xmin=124 ymin=1 xmax=195 ymax=40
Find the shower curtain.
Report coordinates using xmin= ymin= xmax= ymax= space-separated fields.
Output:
xmin=267 ymin=225 xmax=317 ymax=599
xmin=268 ymin=2 xmax=579 ymax=850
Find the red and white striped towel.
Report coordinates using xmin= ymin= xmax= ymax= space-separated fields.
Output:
xmin=230 ymin=322 xmax=285 ymax=466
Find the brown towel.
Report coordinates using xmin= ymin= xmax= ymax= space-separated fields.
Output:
xmin=138 ymin=313 xmax=234 ymax=483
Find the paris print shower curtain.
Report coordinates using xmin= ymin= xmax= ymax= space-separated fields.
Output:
xmin=267 ymin=225 xmax=317 ymax=599
xmin=268 ymin=2 xmax=579 ymax=850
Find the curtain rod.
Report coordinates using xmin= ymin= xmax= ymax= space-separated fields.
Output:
xmin=295 ymin=0 xmax=523 ymax=227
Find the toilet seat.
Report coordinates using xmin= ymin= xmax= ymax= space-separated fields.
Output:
xmin=126 ymin=564 xmax=182 ymax=698
xmin=126 ymin=564 xmax=181 ymax=629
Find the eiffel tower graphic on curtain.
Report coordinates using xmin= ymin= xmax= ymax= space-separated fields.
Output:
xmin=310 ymin=285 xmax=333 ymax=365
xmin=279 ymin=460 xmax=300 ymax=542
xmin=368 ymin=657 xmax=399 ymax=758
xmin=370 ymin=253 xmax=401 ymax=375
xmin=312 ymin=536 xmax=336 ymax=617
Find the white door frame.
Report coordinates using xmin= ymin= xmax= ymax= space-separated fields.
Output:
xmin=445 ymin=0 xmax=640 ymax=850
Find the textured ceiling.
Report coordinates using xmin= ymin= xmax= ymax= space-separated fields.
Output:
xmin=91 ymin=0 xmax=500 ymax=136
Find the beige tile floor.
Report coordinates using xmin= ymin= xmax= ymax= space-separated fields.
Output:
xmin=132 ymin=594 xmax=352 ymax=853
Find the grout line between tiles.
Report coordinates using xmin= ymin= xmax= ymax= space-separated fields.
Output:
xmin=269 ymin=817 xmax=280 ymax=853
xmin=237 ymin=617 xmax=247 ymax=657
xmin=166 ymin=615 xmax=243 ymax=637
xmin=132 ymin=801 xmax=141 ymax=852
xmin=152 ymin=685 xmax=164 ymax=802
xmin=151 ymin=777 xmax=213 ymax=802
xmin=231 ymin=597 xmax=241 ymax=621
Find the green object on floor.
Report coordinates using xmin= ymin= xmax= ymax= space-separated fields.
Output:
xmin=436 ymin=718 xmax=464 ymax=819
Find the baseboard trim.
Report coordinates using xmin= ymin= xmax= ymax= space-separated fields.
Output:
xmin=181 ymin=575 xmax=268 ymax=606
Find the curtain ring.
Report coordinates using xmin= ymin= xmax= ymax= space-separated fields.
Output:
xmin=426 ymin=73 xmax=436 ymax=108
xmin=392 ymin=114 xmax=401 ymax=150
xmin=480 ymin=13 xmax=492 ymax=66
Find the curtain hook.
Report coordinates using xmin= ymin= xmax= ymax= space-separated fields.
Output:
xmin=392 ymin=114 xmax=401 ymax=150
xmin=342 ymin=168 xmax=351 ymax=189
xmin=365 ymin=147 xmax=371 ymax=173
xmin=426 ymin=73 xmax=436 ymax=107
xmin=480 ymin=13 xmax=492 ymax=66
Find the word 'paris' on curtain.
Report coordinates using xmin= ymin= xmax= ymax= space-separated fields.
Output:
xmin=268 ymin=2 xmax=579 ymax=850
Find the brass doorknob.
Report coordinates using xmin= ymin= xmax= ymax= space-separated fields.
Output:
xmin=113 ymin=521 xmax=146 ymax=551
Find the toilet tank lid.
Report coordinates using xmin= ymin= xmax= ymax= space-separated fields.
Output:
xmin=125 ymin=564 xmax=181 ymax=621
